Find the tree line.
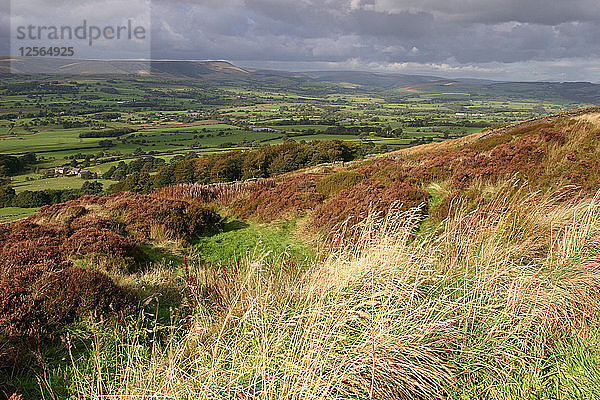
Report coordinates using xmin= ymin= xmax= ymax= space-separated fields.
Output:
xmin=110 ymin=140 xmax=378 ymax=194
xmin=79 ymin=127 xmax=136 ymax=138
xmin=0 ymin=181 xmax=103 ymax=208
xmin=0 ymin=153 xmax=38 ymax=176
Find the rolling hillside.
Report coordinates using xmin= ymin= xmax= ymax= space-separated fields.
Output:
xmin=3 ymin=106 xmax=600 ymax=399
xmin=3 ymin=57 xmax=600 ymax=103
xmin=0 ymin=57 xmax=252 ymax=79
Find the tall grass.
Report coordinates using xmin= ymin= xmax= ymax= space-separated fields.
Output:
xmin=65 ymin=187 xmax=600 ymax=399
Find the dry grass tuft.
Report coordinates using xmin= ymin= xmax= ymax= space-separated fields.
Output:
xmin=67 ymin=187 xmax=600 ymax=399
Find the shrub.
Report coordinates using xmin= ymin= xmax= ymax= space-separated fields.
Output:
xmin=61 ymin=228 xmax=147 ymax=269
xmin=69 ymin=214 xmax=124 ymax=233
xmin=230 ymin=175 xmax=326 ymax=221
xmin=160 ymin=204 xmax=223 ymax=238
xmin=0 ymin=239 xmax=68 ymax=271
xmin=316 ymin=171 xmax=365 ymax=197
xmin=0 ymin=185 xmax=15 ymax=207
xmin=0 ymin=190 xmax=222 ymax=369
xmin=31 ymin=267 xmax=133 ymax=329
xmin=0 ymin=266 xmax=133 ymax=367
xmin=312 ymin=179 xmax=430 ymax=235
xmin=104 ymin=193 xmax=222 ymax=240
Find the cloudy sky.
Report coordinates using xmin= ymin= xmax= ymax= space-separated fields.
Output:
xmin=150 ymin=0 xmax=600 ymax=81
xmin=4 ymin=0 xmax=600 ymax=81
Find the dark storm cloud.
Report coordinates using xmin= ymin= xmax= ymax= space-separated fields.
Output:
xmin=390 ymin=0 xmax=600 ymax=25
xmin=146 ymin=0 xmax=600 ymax=80
xmin=346 ymin=9 xmax=435 ymax=38
xmin=5 ymin=0 xmax=600 ymax=80
xmin=0 ymin=1 xmax=10 ymax=56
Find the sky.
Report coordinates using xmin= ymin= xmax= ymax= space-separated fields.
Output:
xmin=3 ymin=0 xmax=600 ymax=81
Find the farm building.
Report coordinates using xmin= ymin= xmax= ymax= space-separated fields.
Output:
xmin=78 ymin=170 xmax=92 ymax=178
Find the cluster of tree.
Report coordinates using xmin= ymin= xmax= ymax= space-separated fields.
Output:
xmin=62 ymin=152 xmax=108 ymax=168
xmin=404 ymin=119 xmax=490 ymax=128
xmin=103 ymin=157 xmax=167 ymax=180
xmin=79 ymin=127 xmax=136 ymax=138
xmin=99 ymin=139 xmax=115 ymax=148
xmin=62 ymin=120 xmax=88 ymax=129
xmin=0 ymin=181 xmax=103 ymax=208
xmin=267 ymin=118 xmax=338 ymax=126
xmin=0 ymin=153 xmax=37 ymax=176
xmin=81 ymin=94 xmax=101 ymax=100
xmin=110 ymin=140 xmax=379 ymax=194
xmin=94 ymin=112 xmax=122 ymax=121
xmin=321 ymin=125 xmax=405 ymax=138
xmin=285 ymin=125 xmax=403 ymax=138
xmin=3 ymin=82 xmax=80 ymax=95
xmin=323 ymin=125 xmax=383 ymax=135
xmin=99 ymin=87 xmax=119 ymax=94
xmin=65 ymin=152 xmax=96 ymax=161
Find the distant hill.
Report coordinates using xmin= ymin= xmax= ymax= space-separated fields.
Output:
xmin=149 ymin=60 xmax=250 ymax=78
xmin=0 ymin=57 xmax=251 ymax=78
xmin=3 ymin=57 xmax=600 ymax=103
xmin=0 ymin=57 xmax=459 ymax=86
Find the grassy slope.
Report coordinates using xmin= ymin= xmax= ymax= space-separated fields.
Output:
xmin=193 ymin=219 xmax=313 ymax=266
xmin=6 ymin=106 xmax=600 ymax=399
xmin=54 ymin=185 xmax=600 ymax=399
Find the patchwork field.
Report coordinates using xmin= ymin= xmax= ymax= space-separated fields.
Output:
xmin=2 ymin=62 xmax=600 ymax=399
xmin=1 ymin=67 xmax=588 ymax=213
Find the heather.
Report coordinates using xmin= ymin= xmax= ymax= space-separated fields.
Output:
xmin=0 ymin=192 xmax=221 ymax=369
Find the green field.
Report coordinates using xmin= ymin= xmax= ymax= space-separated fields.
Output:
xmin=12 ymin=176 xmax=118 ymax=193
xmin=0 ymin=206 xmax=39 ymax=222
xmin=0 ymin=71 xmax=591 ymax=219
